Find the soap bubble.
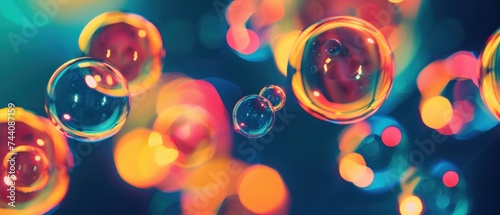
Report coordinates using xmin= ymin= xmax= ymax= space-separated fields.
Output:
xmin=233 ymin=95 xmax=275 ymax=138
xmin=288 ymin=16 xmax=394 ymax=124
xmin=259 ymin=85 xmax=286 ymax=111
xmin=45 ymin=57 xmax=130 ymax=142
xmin=0 ymin=107 xmax=72 ymax=214
xmin=479 ymin=28 xmax=500 ymax=121
xmin=79 ymin=11 xmax=164 ymax=95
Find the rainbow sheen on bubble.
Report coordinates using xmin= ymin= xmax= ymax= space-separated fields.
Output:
xmin=479 ymin=28 xmax=500 ymax=121
xmin=233 ymin=95 xmax=275 ymax=138
xmin=288 ymin=16 xmax=394 ymax=124
xmin=0 ymin=108 xmax=72 ymax=215
xmin=79 ymin=11 xmax=164 ymax=95
xmin=259 ymin=85 xmax=286 ymax=111
xmin=45 ymin=57 xmax=130 ymax=142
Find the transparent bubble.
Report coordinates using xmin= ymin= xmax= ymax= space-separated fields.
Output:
xmin=479 ymin=28 xmax=500 ymax=120
xmin=259 ymin=85 xmax=286 ymax=111
xmin=288 ymin=16 xmax=394 ymax=124
xmin=324 ymin=39 xmax=342 ymax=56
xmin=232 ymin=95 xmax=275 ymax=138
xmin=3 ymin=146 xmax=50 ymax=193
xmin=45 ymin=57 xmax=130 ymax=142
xmin=79 ymin=11 xmax=164 ymax=95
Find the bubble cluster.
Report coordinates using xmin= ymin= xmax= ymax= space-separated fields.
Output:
xmin=45 ymin=57 xmax=130 ymax=142
xmin=288 ymin=16 xmax=394 ymax=124
xmin=233 ymin=95 xmax=275 ymax=138
xmin=0 ymin=108 xmax=72 ymax=214
xmin=479 ymin=28 xmax=500 ymax=120
xmin=259 ymin=85 xmax=286 ymax=111
xmin=79 ymin=11 xmax=164 ymax=95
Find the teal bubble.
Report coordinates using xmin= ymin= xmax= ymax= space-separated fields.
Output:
xmin=45 ymin=57 xmax=130 ymax=142
xmin=232 ymin=95 xmax=275 ymax=138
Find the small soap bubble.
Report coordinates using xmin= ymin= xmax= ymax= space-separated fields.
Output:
xmin=259 ymin=85 xmax=286 ymax=111
xmin=324 ymin=39 xmax=342 ymax=56
xmin=232 ymin=95 xmax=275 ymax=138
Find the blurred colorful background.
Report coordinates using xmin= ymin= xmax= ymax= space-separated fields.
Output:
xmin=1 ymin=0 xmax=500 ymax=214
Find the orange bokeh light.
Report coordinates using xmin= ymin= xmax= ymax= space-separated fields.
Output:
xmin=237 ymin=165 xmax=288 ymax=214
xmin=420 ymin=96 xmax=453 ymax=129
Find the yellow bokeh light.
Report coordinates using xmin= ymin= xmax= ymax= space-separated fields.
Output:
xmin=271 ymin=31 xmax=301 ymax=76
xmin=420 ymin=96 xmax=453 ymax=129
xmin=399 ymin=195 xmax=423 ymax=215
xmin=339 ymin=153 xmax=368 ymax=183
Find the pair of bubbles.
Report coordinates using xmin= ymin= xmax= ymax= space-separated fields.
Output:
xmin=233 ymin=85 xmax=286 ymax=138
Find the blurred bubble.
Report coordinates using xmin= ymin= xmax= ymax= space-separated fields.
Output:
xmin=479 ymin=28 xmax=500 ymax=121
xmin=0 ymin=108 xmax=72 ymax=215
xmin=259 ymin=85 xmax=286 ymax=111
xmin=232 ymin=95 xmax=275 ymax=138
xmin=337 ymin=116 xmax=409 ymax=192
xmin=288 ymin=16 xmax=394 ymax=124
xmin=45 ymin=57 xmax=130 ymax=142
xmin=79 ymin=11 xmax=164 ymax=95
xmin=114 ymin=129 xmax=177 ymax=188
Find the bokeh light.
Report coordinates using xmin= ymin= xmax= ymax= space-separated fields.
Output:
xmin=237 ymin=165 xmax=289 ymax=214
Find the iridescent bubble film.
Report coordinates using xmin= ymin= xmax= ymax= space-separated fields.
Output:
xmin=232 ymin=95 xmax=275 ymax=138
xmin=79 ymin=11 xmax=164 ymax=95
xmin=0 ymin=108 xmax=72 ymax=215
xmin=288 ymin=16 xmax=394 ymax=124
xmin=259 ymin=85 xmax=286 ymax=111
xmin=479 ymin=28 xmax=500 ymax=120
xmin=45 ymin=57 xmax=130 ymax=142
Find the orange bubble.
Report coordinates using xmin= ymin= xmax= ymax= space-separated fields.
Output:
xmin=237 ymin=165 xmax=288 ymax=214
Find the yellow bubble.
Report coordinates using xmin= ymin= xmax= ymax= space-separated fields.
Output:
xmin=288 ymin=16 xmax=394 ymax=124
xmin=479 ymin=28 xmax=500 ymax=120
